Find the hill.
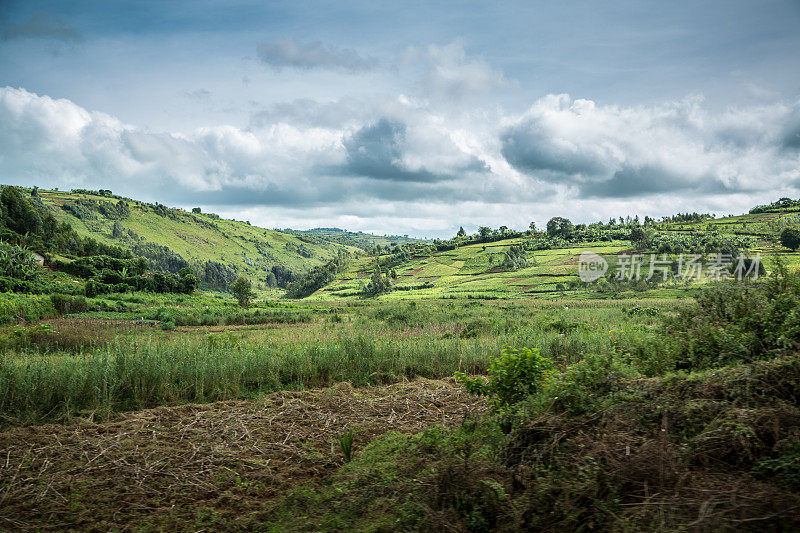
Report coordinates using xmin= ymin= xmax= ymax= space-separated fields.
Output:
xmin=26 ymin=187 xmax=362 ymax=292
xmin=306 ymin=200 xmax=800 ymax=300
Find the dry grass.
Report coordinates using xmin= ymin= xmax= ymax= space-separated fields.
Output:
xmin=0 ymin=377 xmax=486 ymax=531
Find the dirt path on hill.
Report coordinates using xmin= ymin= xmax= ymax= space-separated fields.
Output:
xmin=0 ymin=378 xmax=485 ymax=531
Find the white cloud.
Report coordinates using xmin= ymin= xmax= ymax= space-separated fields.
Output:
xmin=399 ymin=41 xmax=512 ymax=103
xmin=501 ymin=94 xmax=800 ymax=199
xmin=1 ymin=85 xmax=799 ymax=237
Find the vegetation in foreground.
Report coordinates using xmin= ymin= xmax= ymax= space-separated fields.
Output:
xmin=262 ymin=267 xmax=800 ymax=531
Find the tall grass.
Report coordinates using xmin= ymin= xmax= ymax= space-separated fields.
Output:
xmin=0 ymin=299 xmax=670 ymax=425
xmin=0 ymin=333 xmax=481 ymax=424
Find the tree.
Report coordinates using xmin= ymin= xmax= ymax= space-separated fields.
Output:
xmin=456 ymin=226 xmax=466 ymax=238
xmin=478 ymin=226 xmax=492 ymax=240
xmin=178 ymin=267 xmax=199 ymax=294
xmin=365 ymin=262 xmax=392 ymax=296
xmin=192 ymin=207 xmax=201 ymax=214
xmin=630 ymin=227 xmax=647 ymax=250
xmin=780 ymin=228 xmax=800 ymax=251
xmin=546 ymin=217 xmax=574 ymax=238
xmin=528 ymin=221 xmax=537 ymax=233
xmin=231 ymin=276 xmax=255 ymax=307
xmin=112 ymin=221 xmax=124 ymax=239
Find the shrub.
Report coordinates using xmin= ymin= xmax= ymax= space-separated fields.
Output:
xmin=0 ymin=293 xmax=56 ymax=324
xmin=536 ymin=352 xmax=633 ymax=414
xmin=0 ymin=241 xmax=39 ymax=280
xmin=0 ymin=323 xmax=52 ymax=351
xmin=456 ymin=345 xmax=554 ymax=410
xmin=665 ymin=257 xmax=800 ymax=370
xmin=50 ymin=294 xmax=88 ymax=315
xmin=780 ymin=227 xmax=800 ymax=251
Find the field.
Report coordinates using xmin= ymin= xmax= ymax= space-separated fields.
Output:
xmin=2 ymin=194 xmax=800 ymax=530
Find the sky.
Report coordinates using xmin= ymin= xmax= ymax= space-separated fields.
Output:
xmin=1 ymin=0 xmax=799 ymax=238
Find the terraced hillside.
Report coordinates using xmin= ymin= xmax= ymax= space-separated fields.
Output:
xmin=32 ymin=188 xmax=362 ymax=292
xmin=311 ymin=203 xmax=800 ymax=301
xmin=660 ymin=206 xmax=800 ymax=245
xmin=314 ymin=239 xmax=688 ymax=300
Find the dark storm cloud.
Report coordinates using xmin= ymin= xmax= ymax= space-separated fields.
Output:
xmin=783 ymin=125 xmax=800 ymax=150
xmin=500 ymin=124 xmax=608 ymax=177
xmin=256 ymin=38 xmax=378 ymax=72
xmin=341 ymin=118 xmax=488 ymax=183
xmin=578 ymin=165 xmax=741 ymax=199
xmin=2 ymin=12 xmax=83 ymax=42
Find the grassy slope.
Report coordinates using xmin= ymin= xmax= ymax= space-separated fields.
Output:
xmin=311 ymin=207 xmax=800 ymax=301
xmin=36 ymin=190 xmax=361 ymax=292
xmin=317 ymin=239 xmax=630 ymax=300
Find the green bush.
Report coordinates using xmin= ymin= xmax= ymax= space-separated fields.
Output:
xmin=754 ymin=440 xmax=800 ymax=489
xmin=50 ymin=294 xmax=88 ymax=315
xmin=0 ymin=323 xmax=53 ymax=351
xmin=456 ymin=345 xmax=554 ymax=410
xmin=0 ymin=241 xmax=39 ymax=280
xmin=665 ymin=259 xmax=800 ymax=370
xmin=0 ymin=293 xmax=56 ymax=324
xmin=536 ymin=352 xmax=633 ymax=414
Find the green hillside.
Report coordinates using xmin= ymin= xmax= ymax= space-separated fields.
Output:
xmin=309 ymin=202 xmax=800 ymax=301
xmin=316 ymin=239 xmax=625 ymax=300
xmin=31 ymin=188 xmax=362 ymax=292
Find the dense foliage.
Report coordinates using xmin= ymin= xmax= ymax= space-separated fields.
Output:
xmin=750 ymin=197 xmax=800 ymax=214
xmin=666 ymin=257 xmax=800 ymax=369
xmin=285 ymin=252 xmax=349 ymax=298
xmin=0 ymin=186 xmax=131 ymax=259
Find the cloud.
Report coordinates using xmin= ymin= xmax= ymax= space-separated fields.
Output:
xmin=256 ymin=38 xmax=378 ymax=72
xmin=501 ymin=94 xmax=800 ymax=199
xmin=1 ymin=86 xmax=799 ymax=237
xmin=342 ymin=118 xmax=437 ymax=182
xmin=2 ymin=12 xmax=83 ymax=42
xmin=340 ymin=117 xmax=490 ymax=183
xmin=249 ymin=97 xmax=370 ymax=129
xmin=0 ymin=86 xmax=344 ymax=205
xmin=399 ymin=42 xmax=511 ymax=103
